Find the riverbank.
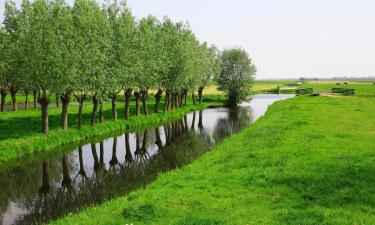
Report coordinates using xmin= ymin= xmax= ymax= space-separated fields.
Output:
xmin=52 ymin=95 xmax=375 ymax=225
xmin=0 ymin=95 xmax=224 ymax=164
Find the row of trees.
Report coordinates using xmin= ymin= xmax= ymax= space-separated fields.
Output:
xmin=0 ymin=0 xmax=256 ymax=135
xmin=0 ymin=0 xmax=222 ymax=134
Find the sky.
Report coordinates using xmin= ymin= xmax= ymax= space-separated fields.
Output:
xmin=1 ymin=0 xmax=375 ymax=79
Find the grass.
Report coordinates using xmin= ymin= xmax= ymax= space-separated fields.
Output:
xmin=300 ymin=81 xmax=375 ymax=97
xmin=252 ymin=80 xmax=298 ymax=93
xmin=0 ymin=101 xmax=140 ymax=140
xmin=251 ymin=80 xmax=375 ymax=97
xmin=0 ymin=95 xmax=225 ymax=163
xmin=51 ymin=95 xmax=375 ymax=225
xmin=203 ymin=81 xmax=298 ymax=96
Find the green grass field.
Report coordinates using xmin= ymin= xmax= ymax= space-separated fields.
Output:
xmin=300 ymin=82 xmax=375 ymax=97
xmin=254 ymin=80 xmax=375 ymax=97
xmin=51 ymin=95 xmax=375 ymax=225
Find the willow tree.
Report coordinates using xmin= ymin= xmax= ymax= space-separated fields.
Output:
xmin=105 ymin=0 xmax=136 ymax=120
xmin=24 ymin=0 xmax=65 ymax=134
xmin=116 ymin=4 xmax=138 ymax=119
xmin=161 ymin=20 xmax=191 ymax=111
xmin=72 ymin=0 xmax=110 ymax=126
xmin=0 ymin=29 xmax=8 ymax=112
xmin=136 ymin=16 xmax=161 ymax=116
xmin=165 ymin=22 xmax=204 ymax=109
xmin=2 ymin=0 xmax=25 ymax=112
xmin=218 ymin=48 xmax=256 ymax=106
xmin=183 ymin=37 xmax=207 ymax=106
xmin=150 ymin=17 xmax=170 ymax=113
xmin=104 ymin=0 xmax=121 ymax=120
xmin=52 ymin=0 xmax=75 ymax=130
xmin=198 ymin=44 xmax=221 ymax=104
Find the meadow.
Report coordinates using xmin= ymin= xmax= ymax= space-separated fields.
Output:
xmin=1 ymin=80 xmax=375 ymax=224
xmin=255 ymin=79 xmax=375 ymax=96
xmin=51 ymin=95 xmax=375 ymax=225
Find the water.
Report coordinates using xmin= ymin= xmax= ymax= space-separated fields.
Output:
xmin=0 ymin=94 xmax=294 ymax=225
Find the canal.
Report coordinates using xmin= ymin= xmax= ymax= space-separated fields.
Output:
xmin=0 ymin=94 xmax=293 ymax=225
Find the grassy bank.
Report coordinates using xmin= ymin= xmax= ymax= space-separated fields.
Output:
xmin=52 ymin=95 xmax=375 ymax=225
xmin=0 ymin=95 xmax=224 ymax=163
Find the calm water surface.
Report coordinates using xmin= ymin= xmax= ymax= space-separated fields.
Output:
xmin=0 ymin=94 xmax=293 ymax=225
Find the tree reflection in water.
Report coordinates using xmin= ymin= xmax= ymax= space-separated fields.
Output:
xmin=213 ymin=106 xmax=253 ymax=141
xmin=1 ymin=106 xmax=253 ymax=225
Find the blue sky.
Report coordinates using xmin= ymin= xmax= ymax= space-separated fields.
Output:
xmin=1 ymin=0 xmax=375 ymax=79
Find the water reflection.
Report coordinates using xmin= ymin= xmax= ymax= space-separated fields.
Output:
xmin=0 ymin=94 xmax=294 ymax=225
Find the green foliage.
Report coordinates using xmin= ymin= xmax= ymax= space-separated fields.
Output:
xmin=218 ymin=47 xmax=256 ymax=106
xmin=200 ymin=44 xmax=221 ymax=88
xmin=72 ymin=0 xmax=110 ymax=100
xmin=0 ymin=0 xmax=236 ymax=129
xmin=23 ymin=0 xmax=62 ymax=97
xmin=2 ymin=0 xmax=25 ymax=93
xmin=0 ymin=28 xmax=7 ymax=89
xmin=104 ymin=0 xmax=136 ymax=94
xmin=50 ymin=96 xmax=375 ymax=225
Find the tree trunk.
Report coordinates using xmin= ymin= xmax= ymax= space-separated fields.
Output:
xmin=192 ymin=91 xmax=196 ymax=105
xmin=99 ymin=100 xmax=104 ymax=123
xmin=141 ymin=88 xmax=149 ymax=116
xmin=78 ymin=146 xmax=86 ymax=177
xmin=60 ymin=93 xmax=71 ymax=130
xmin=38 ymin=93 xmax=49 ymax=134
xmin=110 ymin=137 xmax=118 ymax=167
xmin=77 ymin=95 xmax=85 ymax=129
xmin=155 ymin=128 xmax=162 ymax=151
xmin=39 ymin=161 xmax=50 ymax=195
xmin=170 ymin=92 xmax=175 ymax=110
xmin=135 ymin=132 xmax=141 ymax=154
xmin=125 ymin=132 xmax=132 ymax=163
xmin=100 ymin=141 xmax=104 ymax=165
xmin=91 ymin=95 xmax=98 ymax=125
xmin=24 ymin=90 xmax=29 ymax=110
xmin=198 ymin=109 xmax=203 ymax=130
xmin=91 ymin=143 xmax=100 ymax=173
xmin=174 ymin=92 xmax=179 ymax=108
xmin=55 ymin=93 xmax=59 ymax=107
xmin=33 ymin=90 xmax=37 ymax=109
xmin=0 ymin=90 xmax=6 ymax=112
xmin=154 ymin=89 xmax=163 ymax=113
xmin=141 ymin=130 xmax=148 ymax=153
xmin=61 ymin=155 xmax=72 ymax=190
xmin=179 ymin=119 xmax=185 ymax=133
xmin=134 ymin=90 xmax=141 ymax=116
xmin=180 ymin=92 xmax=184 ymax=107
xmin=191 ymin=111 xmax=196 ymax=130
xmin=10 ymin=88 xmax=17 ymax=112
xmin=124 ymin=89 xmax=132 ymax=120
xmin=184 ymin=91 xmax=188 ymax=106
xmin=184 ymin=115 xmax=188 ymax=131
xmin=198 ymin=86 xmax=204 ymax=104
xmin=111 ymin=94 xmax=118 ymax=120
xmin=164 ymin=91 xmax=170 ymax=112
xmin=179 ymin=92 xmax=184 ymax=107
